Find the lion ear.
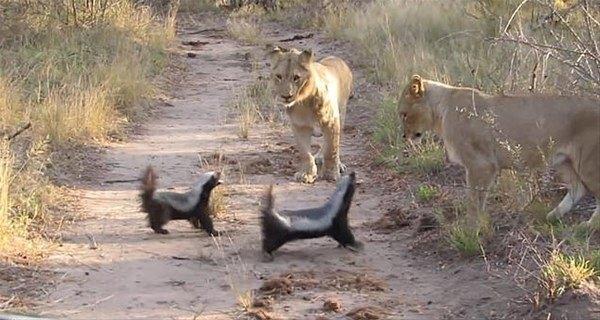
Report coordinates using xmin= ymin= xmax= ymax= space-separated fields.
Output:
xmin=265 ymin=43 xmax=285 ymax=61
xmin=408 ymin=74 xmax=425 ymax=98
xmin=299 ymin=49 xmax=314 ymax=65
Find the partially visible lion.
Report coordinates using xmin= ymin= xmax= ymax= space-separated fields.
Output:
xmin=399 ymin=75 xmax=600 ymax=228
xmin=266 ymin=44 xmax=353 ymax=183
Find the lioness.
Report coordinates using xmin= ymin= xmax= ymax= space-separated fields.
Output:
xmin=399 ymin=75 xmax=600 ymax=228
xmin=266 ymin=44 xmax=353 ymax=183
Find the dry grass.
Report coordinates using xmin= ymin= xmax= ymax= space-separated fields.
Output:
xmin=540 ymin=251 xmax=597 ymax=300
xmin=179 ymin=0 xmax=217 ymax=12
xmin=209 ymin=185 xmax=228 ymax=219
xmin=231 ymin=88 xmax=260 ymax=139
xmin=0 ymin=0 xmax=175 ymax=263
xmin=0 ymin=141 xmax=50 ymax=263
xmin=227 ymin=16 xmax=265 ymax=45
xmin=199 ymin=150 xmax=230 ymax=219
xmin=229 ymin=76 xmax=277 ymax=139
xmin=212 ymin=235 xmax=254 ymax=311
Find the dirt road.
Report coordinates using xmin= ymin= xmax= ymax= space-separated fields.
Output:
xmin=38 ymin=15 xmax=518 ymax=320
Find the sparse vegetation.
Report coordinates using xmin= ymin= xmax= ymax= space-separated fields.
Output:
xmin=179 ymin=0 xmax=217 ymax=12
xmin=404 ymin=140 xmax=445 ymax=175
xmin=227 ymin=17 xmax=264 ymax=44
xmin=231 ymin=86 xmax=260 ymax=139
xmin=230 ymin=76 xmax=276 ymax=139
xmin=0 ymin=0 xmax=175 ymax=262
xmin=2 ymin=0 xmax=595 ymax=316
xmin=373 ymin=98 xmax=404 ymax=169
xmin=540 ymin=251 xmax=597 ymax=300
xmin=212 ymin=235 xmax=254 ymax=312
xmin=448 ymin=222 xmax=482 ymax=257
xmin=373 ymin=99 xmax=444 ymax=175
xmin=226 ymin=11 xmax=265 ymax=45
xmin=416 ymin=184 xmax=439 ymax=203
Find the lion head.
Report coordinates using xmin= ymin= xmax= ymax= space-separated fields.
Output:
xmin=266 ymin=44 xmax=315 ymax=107
xmin=398 ymin=75 xmax=435 ymax=143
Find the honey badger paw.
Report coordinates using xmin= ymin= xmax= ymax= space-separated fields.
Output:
xmin=153 ymin=228 xmax=169 ymax=235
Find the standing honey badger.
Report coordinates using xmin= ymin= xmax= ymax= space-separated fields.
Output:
xmin=140 ymin=166 xmax=222 ymax=235
xmin=399 ymin=75 xmax=600 ymax=229
xmin=260 ymin=172 xmax=362 ymax=261
xmin=266 ymin=44 xmax=353 ymax=183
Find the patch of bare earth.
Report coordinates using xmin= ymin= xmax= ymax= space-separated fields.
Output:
xmin=6 ymin=10 xmax=593 ymax=320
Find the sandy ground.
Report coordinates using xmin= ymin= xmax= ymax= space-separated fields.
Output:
xmin=33 ymin=15 xmax=534 ymax=320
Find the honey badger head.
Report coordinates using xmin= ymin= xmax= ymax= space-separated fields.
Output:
xmin=153 ymin=172 xmax=222 ymax=212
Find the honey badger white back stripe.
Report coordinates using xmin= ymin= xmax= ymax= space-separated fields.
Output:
xmin=152 ymin=172 xmax=216 ymax=212
xmin=270 ymin=174 xmax=351 ymax=232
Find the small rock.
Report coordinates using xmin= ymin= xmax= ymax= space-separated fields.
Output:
xmin=187 ymin=52 xmax=197 ymax=58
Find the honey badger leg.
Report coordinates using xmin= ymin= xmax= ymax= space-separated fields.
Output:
xmin=330 ymin=217 xmax=362 ymax=252
xmin=149 ymin=208 xmax=170 ymax=234
xmin=189 ymin=217 xmax=200 ymax=229
xmin=198 ymin=211 xmax=220 ymax=236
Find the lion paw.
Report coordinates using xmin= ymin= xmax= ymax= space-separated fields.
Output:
xmin=583 ymin=215 xmax=600 ymax=231
xmin=319 ymin=167 xmax=341 ymax=181
xmin=546 ymin=210 xmax=563 ymax=224
xmin=294 ymin=171 xmax=317 ymax=184
xmin=315 ymin=157 xmax=346 ymax=174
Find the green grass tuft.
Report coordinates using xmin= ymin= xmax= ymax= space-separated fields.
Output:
xmin=416 ymin=184 xmax=439 ymax=203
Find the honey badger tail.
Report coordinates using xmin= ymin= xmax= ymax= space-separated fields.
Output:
xmin=140 ymin=166 xmax=157 ymax=207
xmin=260 ymin=185 xmax=287 ymax=254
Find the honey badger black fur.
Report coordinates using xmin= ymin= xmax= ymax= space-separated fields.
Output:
xmin=260 ymin=172 xmax=362 ymax=260
xmin=140 ymin=166 xmax=221 ymax=236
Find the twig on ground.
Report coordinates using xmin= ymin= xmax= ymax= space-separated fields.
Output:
xmin=279 ymin=33 xmax=314 ymax=42
xmin=102 ymin=178 xmax=140 ymax=184
xmin=4 ymin=122 xmax=32 ymax=141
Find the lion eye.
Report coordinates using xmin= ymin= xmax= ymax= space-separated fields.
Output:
xmin=275 ymin=74 xmax=282 ymax=80
xmin=293 ymin=75 xmax=301 ymax=82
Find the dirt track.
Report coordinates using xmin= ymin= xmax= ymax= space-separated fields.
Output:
xmin=38 ymin=14 xmax=522 ymax=320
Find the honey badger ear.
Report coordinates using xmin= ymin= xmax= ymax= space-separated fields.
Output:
xmin=299 ymin=49 xmax=314 ymax=65
xmin=408 ymin=75 xmax=425 ymax=98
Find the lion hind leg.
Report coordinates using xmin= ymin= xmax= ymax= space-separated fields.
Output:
xmin=547 ymin=159 xmax=587 ymax=222
xmin=585 ymin=199 xmax=600 ymax=230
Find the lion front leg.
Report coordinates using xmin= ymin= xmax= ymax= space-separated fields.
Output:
xmin=292 ymin=125 xmax=317 ymax=184
xmin=464 ymin=161 xmax=497 ymax=230
xmin=319 ymin=121 xmax=343 ymax=181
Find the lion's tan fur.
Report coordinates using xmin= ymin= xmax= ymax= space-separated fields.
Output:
xmin=400 ymin=75 xmax=600 ymax=228
xmin=267 ymin=45 xmax=353 ymax=183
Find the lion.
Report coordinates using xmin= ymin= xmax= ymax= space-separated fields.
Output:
xmin=399 ymin=75 xmax=600 ymax=228
xmin=266 ymin=44 xmax=353 ymax=183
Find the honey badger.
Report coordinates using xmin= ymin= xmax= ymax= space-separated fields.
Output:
xmin=260 ymin=172 xmax=362 ymax=260
xmin=140 ymin=166 xmax=222 ymax=236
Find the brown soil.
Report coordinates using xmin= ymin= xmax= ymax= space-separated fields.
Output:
xmin=4 ymin=11 xmax=596 ymax=320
